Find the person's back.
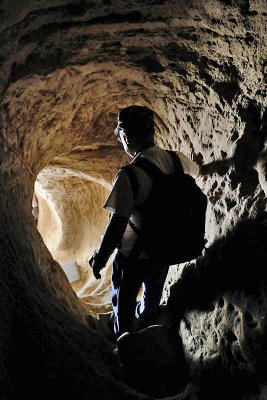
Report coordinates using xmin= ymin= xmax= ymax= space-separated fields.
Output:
xmin=105 ymin=144 xmax=200 ymax=261
xmin=89 ymin=105 xmax=202 ymax=339
xmin=124 ymin=146 xmax=207 ymax=265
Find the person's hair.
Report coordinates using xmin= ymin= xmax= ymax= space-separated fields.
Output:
xmin=115 ymin=105 xmax=154 ymax=140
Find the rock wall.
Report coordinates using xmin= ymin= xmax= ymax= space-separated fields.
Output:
xmin=0 ymin=0 xmax=266 ymax=399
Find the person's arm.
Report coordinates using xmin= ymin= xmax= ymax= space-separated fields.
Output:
xmin=89 ymin=213 xmax=129 ymax=279
xmin=89 ymin=167 xmax=134 ymax=279
xmin=196 ymin=164 xmax=203 ymax=178
xmin=190 ymin=151 xmax=208 ymax=179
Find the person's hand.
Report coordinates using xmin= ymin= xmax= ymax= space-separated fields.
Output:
xmin=93 ymin=263 xmax=102 ymax=280
xmin=88 ymin=251 xmax=105 ymax=280
xmin=191 ymin=150 xmax=200 ymax=164
xmin=190 ymin=150 xmax=203 ymax=178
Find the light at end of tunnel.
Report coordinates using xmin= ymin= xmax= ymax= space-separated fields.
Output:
xmin=59 ymin=259 xmax=80 ymax=284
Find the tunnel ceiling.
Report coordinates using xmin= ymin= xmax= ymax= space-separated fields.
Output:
xmin=0 ymin=1 xmax=266 ymax=399
xmin=1 ymin=0 xmax=265 ymax=176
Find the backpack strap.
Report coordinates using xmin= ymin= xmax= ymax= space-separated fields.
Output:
xmin=132 ymin=157 xmax=165 ymax=182
xmin=121 ymin=165 xmax=141 ymax=236
xmin=166 ymin=150 xmax=184 ymax=176
xmin=133 ymin=150 xmax=184 ymax=181
xmin=121 ymin=165 xmax=139 ymax=200
xmin=122 ymin=151 xmax=184 ymax=205
xmin=126 ymin=158 xmax=166 ymax=263
xmin=121 ymin=151 xmax=184 ymax=262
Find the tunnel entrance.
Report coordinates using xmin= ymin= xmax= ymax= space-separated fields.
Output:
xmin=34 ymin=154 xmax=117 ymax=316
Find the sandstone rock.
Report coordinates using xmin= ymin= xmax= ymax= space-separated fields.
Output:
xmin=0 ymin=0 xmax=266 ymax=398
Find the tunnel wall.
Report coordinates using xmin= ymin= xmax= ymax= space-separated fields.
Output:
xmin=0 ymin=0 xmax=266 ymax=399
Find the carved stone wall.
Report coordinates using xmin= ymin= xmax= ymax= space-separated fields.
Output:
xmin=0 ymin=1 xmax=266 ymax=398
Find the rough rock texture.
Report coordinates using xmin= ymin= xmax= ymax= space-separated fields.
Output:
xmin=0 ymin=0 xmax=266 ymax=399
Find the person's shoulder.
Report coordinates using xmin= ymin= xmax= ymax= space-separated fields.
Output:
xmin=150 ymin=144 xmax=165 ymax=154
xmin=112 ymin=165 xmax=131 ymax=185
xmin=173 ymin=150 xmax=200 ymax=178
xmin=139 ymin=145 xmax=169 ymax=161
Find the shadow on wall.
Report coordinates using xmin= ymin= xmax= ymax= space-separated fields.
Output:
xmin=0 ymin=203 xmax=122 ymax=399
xmin=167 ymin=214 xmax=267 ymax=317
xmin=200 ymin=100 xmax=266 ymax=197
xmin=166 ymin=214 xmax=267 ymax=391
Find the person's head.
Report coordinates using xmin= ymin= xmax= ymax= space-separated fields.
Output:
xmin=114 ymin=105 xmax=155 ymax=157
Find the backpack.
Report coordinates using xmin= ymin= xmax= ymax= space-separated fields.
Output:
xmin=123 ymin=150 xmax=207 ymax=265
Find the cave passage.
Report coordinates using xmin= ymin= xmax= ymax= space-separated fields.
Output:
xmin=34 ymin=163 xmax=114 ymax=315
xmin=0 ymin=0 xmax=266 ymax=399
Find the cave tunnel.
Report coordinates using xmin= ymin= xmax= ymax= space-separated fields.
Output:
xmin=0 ymin=0 xmax=266 ymax=399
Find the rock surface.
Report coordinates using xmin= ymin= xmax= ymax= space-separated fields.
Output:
xmin=0 ymin=0 xmax=266 ymax=399
xmin=117 ymin=325 xmax=189 ymax=397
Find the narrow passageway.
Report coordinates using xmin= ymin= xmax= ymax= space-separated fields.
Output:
xmin=0 ymin=1 xmax=266 ymax=399
xmin=35 ymin=159 xmax=113 ymax=315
